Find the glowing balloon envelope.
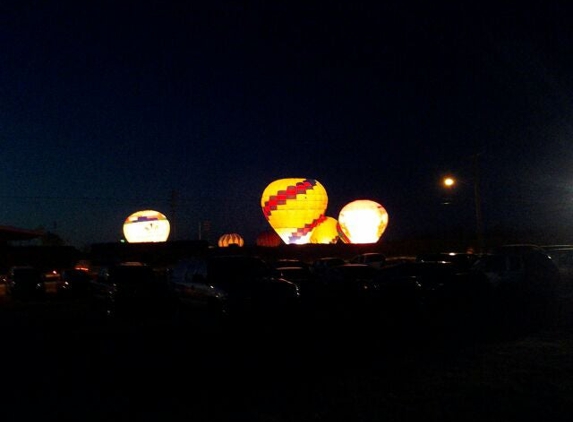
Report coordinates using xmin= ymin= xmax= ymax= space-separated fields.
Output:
xmin=261 ymin=178 xmax=328 ymax=245
xmin=218 ymin=233 xmax=244 ymax=247
xmin=256 ymin=230 xmax=283 ymax=247
xmin=123 ymin=210 xmax=170 ymax=243
xmin=310 ymin=216 xmax=339 ymax=244
xmin=338 ymin=200 xmax=388 ymax=244
xmin=336 ymin=221 xmax=351 ymax=244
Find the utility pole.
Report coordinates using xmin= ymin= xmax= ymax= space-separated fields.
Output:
xmin=473 ymin=152 xmax=484 ymax=253
xmin=198 ymin=220 xmax=211 ymax=241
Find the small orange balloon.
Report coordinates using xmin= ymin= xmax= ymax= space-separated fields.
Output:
xmin=218 ymin=233 xmax=244 ymax=247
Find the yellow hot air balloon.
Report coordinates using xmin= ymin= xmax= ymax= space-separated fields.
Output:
xmin=218 ymin=233 xmax=245 ymax=247
xmin=261 ymin=178 xmax=328 ymax=245
xmin=123 ymin=210 xmax=170 ymax=243
xmin=336 ymin=221 xmax=351 ymax=244
xmin=310 ymin=216 xmax=339 ymax=244
xmin=338 ymin=200 xmax=389 ymax=244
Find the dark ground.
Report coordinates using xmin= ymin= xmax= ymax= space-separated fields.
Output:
xmin=0 ymin=295 xmax=572 ymax=422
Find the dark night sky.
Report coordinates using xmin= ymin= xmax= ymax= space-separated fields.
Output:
xmin=2 ymin=1 xmax=573 ymax=248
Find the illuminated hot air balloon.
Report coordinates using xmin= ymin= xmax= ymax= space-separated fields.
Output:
xmin=255 ymin=230 xmax=283 ymax=247
xmin=336 ymin=221 xmax=351 ymax=244
xmin=218 ymin=233 xmax=244 ymax=247
xmin=261 ymin=178 xmax=328 ymax=245
xmin=338 ymin=200 xmax=389 ymax=244
xmin=310 ymin=216 xmax=339 ymax=244
xmin=123 ymin=210 xmax=170 ymax=243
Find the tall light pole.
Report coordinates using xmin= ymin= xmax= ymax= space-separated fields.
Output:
xmin=441 ymin=176 xmax=456 ymax=205
xmin=473 ymin=153 xmax=484 ymax=253
xmin=441 ymin=152 xmax=484 ymax=253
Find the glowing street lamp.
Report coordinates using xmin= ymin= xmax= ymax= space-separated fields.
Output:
xmin=441 ymin=176 xmax=457 ymax=205
xmin=443 ymin=176 xmax=456 ymax=188
xmin=440 ymin=153 xmax=484 ymax=252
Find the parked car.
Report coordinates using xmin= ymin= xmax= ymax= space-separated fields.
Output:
xmin=321 ymin=263 xmax=379 ymax=290
xmin=373 ymin=261 xmax=491 ymax=327
xmin=59 ymin=268 xmax=93 ymax=297
xmin=349 ymin=252 xmax=387 ymax=269
xmin=383 ymin=255 xmax=417 ymax=266
xmin=168 ymin=255 xmax=301 ymax=326
xmin=311 ymin=263 xmax=381 ymax=318
xmin=89 ymin=262 xmax=173 ymax=319
xmin=42 ymin=269 xmax=68 ymax=296
xmin=7 ymin=266 xmax=45 ymax=300
xmin=274 ymin=265 xmax=317 ymax=286
xmin=369 ymin=262 xmax=426 ymax=328
xmin=474 ymin=244 xmax=560 ymax=296
xmin=269 ymin=258 xmax=311 ymax=272
xmin=311 ymin=257 xmax=346 ymax=275
xmin=541 ymin=245 xmax=573 ymax=298
xmin=471 ymin=244 xmax=561 ymax=329
xmin=416 ymin=252 xmax=479 ymax=271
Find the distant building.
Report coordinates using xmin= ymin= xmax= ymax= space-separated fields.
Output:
xmin=0 ymin=226 xmax=45 ymax=272
xmin=0 ymin=225 xmax=44 ymax=245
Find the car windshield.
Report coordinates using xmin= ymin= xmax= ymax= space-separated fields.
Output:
xmin=272 ymin=259 xmax=307 ymax=269
xmin=417 ymin=253 xmax=477 ymax=270
xmin=277 ymin=267 xmax=312 ymax=281
xmin=474 ymin=255 xmax=523 ymax=273
xmin=334 ymin=265 xmax=377 ymax=279
xmin=316 ymin=258 xmax=345 ymax=267
xmin=107 ymin=266 xmax=156 ymax=284
xmin=363 ymin=254 xmax=385 ymax=262
xmin=379 ymin=262 xmax=456 ymax=277
xmin=208 ymin=256 xmax=274 ymax=283
xmin=62 ymin=269 xmax=91 ymax=282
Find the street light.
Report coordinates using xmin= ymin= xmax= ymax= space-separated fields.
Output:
xmin=440 ymin=153 xmax=484 ymax=253
xmin=443 ymin=176 xmax=456 ymax=188
xmin=472 ymin=153 xmax=484 ymax=253
xmin=441 ymin=175 xmax=456 ymax=205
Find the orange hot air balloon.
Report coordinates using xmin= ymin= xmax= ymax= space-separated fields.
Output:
xmin=256 ymin=230 xmax=283 ymax=247
xmin=338 ymin=200 xmax=389 ymax=244
xmin=218 ymin=233 xmax=245 ymax=247
xmin=261 ymin=178 xmax=328 ymax=245
xmin=310 ymin=216 xmax=339 ymax=244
